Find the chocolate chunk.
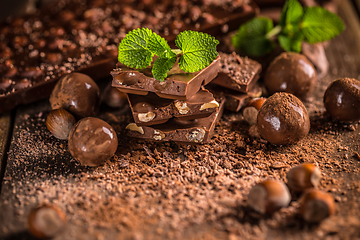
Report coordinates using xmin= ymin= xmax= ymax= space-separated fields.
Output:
xmin=126 ymin=97 xmax=225 ymax=144
xmin=211 ymin=52 xmax=262 ymax=93
xmin=207 ymin=83 xmax=262 ymax=112
xmin=127 ymin=88 xmax=219 ymax=126
xmin=0 ymin=0 xmax=258 ymax=113
xmin=112 ymin=56 xmax=221 ymax=100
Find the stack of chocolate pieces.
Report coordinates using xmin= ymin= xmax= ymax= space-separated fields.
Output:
xmin=111 ymin=56 xmax=225 ymax=144
xmin=208 ymin=52 xmax=262 ymax=112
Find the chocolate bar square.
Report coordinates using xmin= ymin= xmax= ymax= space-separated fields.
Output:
xmin=127 ymin=88 xmax=219 ymax=126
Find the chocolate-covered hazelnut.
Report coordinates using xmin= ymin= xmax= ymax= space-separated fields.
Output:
xmin=68 ymin=117 xmax=118 ymax=166
xmin=323 ymin=78 xmax=360 ymax=122
xmin=264 ymin=52 xmax=317 ymax=99
xmin=49 ymin=73 xmax=100 ymax=119
xmin=257 ymin=92 xmax=310 ymax=145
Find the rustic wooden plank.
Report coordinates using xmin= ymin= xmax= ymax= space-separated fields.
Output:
xmin=355 ymin=0 xmax=360 ymax=15
xmin=0 ymin=1 xmax=360 ymax=239
xmin=0 ymin=112 xmax=12 ymax=193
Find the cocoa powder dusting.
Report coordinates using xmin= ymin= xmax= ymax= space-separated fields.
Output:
xmin=0 ymin=91 xmax=360 ymax=239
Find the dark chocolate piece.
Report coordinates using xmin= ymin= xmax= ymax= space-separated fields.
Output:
xmin=126 ymin=97 xmax=225 ymax=144
xmin=127 ymin=88 xmax=219 ymax=126
xmin=207 ymin=83 xmax=262 ymax=112
xmin=111 ymin=56 xmax=221 ymax=100
xmin=0 ymin=1 xmax=258 ymax=113
xmin=211 ymin=52 xmax=262 ymax=93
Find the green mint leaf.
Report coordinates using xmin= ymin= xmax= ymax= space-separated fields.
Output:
xmin=152 ymin=56 xmax=178 ymax=81
xmin=279 ymin=0 xmax=303 ymax=28
xmin=301 ymin=7 xmax=345 ymax=43
xmin=278 ymin=31 xmax=304 ymax=52
xmin=118 ymin=28 xmax=154 ymax=69
xmin=231 ymin=17 xmax=275 ymax=57
xmin=148 ymin=32 xmax=176 ymax=58
xmin=175 ymin=30 xmax=219 ymax=73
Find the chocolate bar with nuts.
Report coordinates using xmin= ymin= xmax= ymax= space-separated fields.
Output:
xmin=127 ymin=88 xmax=219 ymax=126
xmin=211 ymin=52 xmax=262 ymax=93
xmin=111 ymin=56 xmax=221 ymax=101
xmin=0 ymin=0 xmax=258 ymax=113
xmin=125 ymin=97 xmax=225 ymax=144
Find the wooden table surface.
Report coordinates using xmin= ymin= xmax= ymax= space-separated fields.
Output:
xmin=0 ymin=1 xmax=360 ymax=239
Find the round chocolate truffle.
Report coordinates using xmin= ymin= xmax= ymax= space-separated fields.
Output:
xmin=68 ymin=117 xmax=118 ymax=166
xmin=257 ymin=92 xmax=310 ymax=145
xmin=50 ymin=73 xmax=100 ymax=119
xmin=323 ymin=78 xmax=360 ymax=122
xmin=264 ymin=52 xmax=317 ymax=99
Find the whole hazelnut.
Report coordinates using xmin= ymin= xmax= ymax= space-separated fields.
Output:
xmin=257 ymin=92 xmax=310 ymax=145
xmin=49 ymin=73 xmax=100 ymax=119
xmin=28 ymin=205 xmax=66 ymax=239
xmin=323 ymin=78 xmax=360 ymax=122
xmin=68 ymin=117 xmax=118 ymax=166
xmin=242 ymin=97 xmax=267 ymax=125
xmin=264 ymin=52 xmax=317 ymax=99
xmin=301 ymin=189 xmax=335 ymax=223
xmin=46 ymin=109 xmax=76 ymax=140
xmin=287 ymin=163 xmax=321 ymax=193
xmin=248 ymin=179 xmax=291 ymax=214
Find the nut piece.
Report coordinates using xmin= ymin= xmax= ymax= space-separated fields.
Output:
xmin=175 ymin=101 xmax=190 ymax=114
xmin=248 ymin=179 xmax=291 ymax=214
xmin=46 ymin=109 xmax=76 ymax=140
xmin=243 ymin=98 xmax=266 ymax=126
xmin=28 ymin=205 xmax=66 ymax=239
xmin=186 ymin=128 xmax=206 ymax=142
xmin=301 ymin=189 xmax=335 ymax=223
xmin=138 ymin=112 xmax=156 ymax=122
xmin=200 ymin=100 xmax=219 ymax=111
xmin=153 ymin=130 xmax=165 ymax=140
xmin=287 ymin=163 xmax=321 ymax=193
xmin=126 ymin=123 xmax=144 ymax=134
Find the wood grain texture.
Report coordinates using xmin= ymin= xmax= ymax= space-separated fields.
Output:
xmin=0 ymin=1 xmax=360 ymax=240
xmin=0 ymin=112 xmax=12 ymax=193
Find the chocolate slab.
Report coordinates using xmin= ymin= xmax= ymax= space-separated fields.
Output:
xmin=111 ymin=56 xmax=221 ymax=100
xmin=211 ymin=52 xmax=262 ymax=93
xmin=207 ymin=83 xmax=262 ymax=112
xmin=0 ymin=0 xmax=258 ymax=114
xmin=126 ymin=98 xmax=225 ymax=144
xmin=127 ymin=88 xmax=219 ymax=126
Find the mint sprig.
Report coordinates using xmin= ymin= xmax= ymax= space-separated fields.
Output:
xmin=118 ymin=28 xmax=219 ymax=81
xmin=232 ymin=0 xmax=345 ymax=56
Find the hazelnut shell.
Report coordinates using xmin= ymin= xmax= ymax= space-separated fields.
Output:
xmin=248 ymin=179 xmax=291 ymax=214
xmin=300 ymin=189 xmax=335 ymax=223
xmin=46 ymin=109 xmax=76 ymax=140
xmin=287 ymin=163 xmax=321 ymax=193
xmin=28 ymin=205 xmax=66 ymax=239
